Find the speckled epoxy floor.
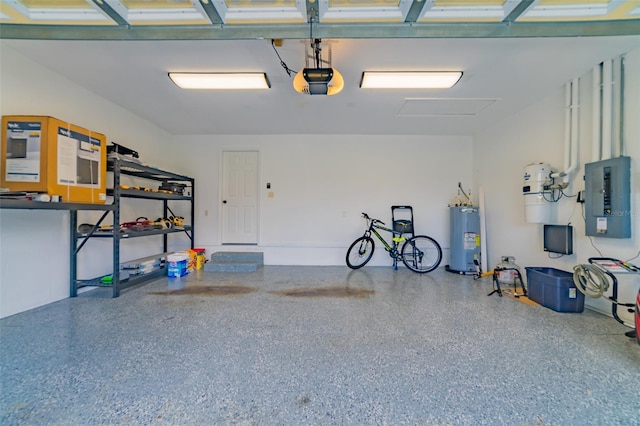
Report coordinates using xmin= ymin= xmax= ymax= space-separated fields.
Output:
xmin=1 ymin=266 xmax=639 ymax=425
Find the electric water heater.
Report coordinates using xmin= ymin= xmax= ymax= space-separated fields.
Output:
xmin=448 ymin=206 xmax=480 ymax=274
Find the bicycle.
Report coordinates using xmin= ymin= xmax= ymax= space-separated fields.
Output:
xmin=346 ymin=212 xmax=442 ymax=273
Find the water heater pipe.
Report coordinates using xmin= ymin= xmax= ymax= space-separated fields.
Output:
xmin=568 ymin=78 xmax=579 ymax=183
xmin=602 ymin=59 xmax=613 ymax=160
xmin=563 ymin=82 xmax=571 ymax=173
xmin=551 ymin=78 xmax=578 ymax=183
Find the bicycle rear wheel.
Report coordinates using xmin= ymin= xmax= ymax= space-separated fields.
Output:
xmin=346 ymin=236 xmax=375 ymax=269
xmin=401 ymin=235 xmax=442 ymax=273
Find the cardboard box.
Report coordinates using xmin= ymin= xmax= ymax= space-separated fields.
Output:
xmin=1 ymin=115 xmax=106 ymax=203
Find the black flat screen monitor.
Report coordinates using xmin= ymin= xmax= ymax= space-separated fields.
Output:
xmin=543 ymin=225 xmax=573 ymax=255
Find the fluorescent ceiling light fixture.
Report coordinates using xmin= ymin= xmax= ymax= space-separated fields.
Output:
xmin=360 ymin=72 xmax=462 ymax=89
xmin=169 ymin=73 xmax=270 ymax=90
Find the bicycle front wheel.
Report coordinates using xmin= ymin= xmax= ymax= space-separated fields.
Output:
xmin=401 ymin=235 xmax=442 ymax=273
xmin=346 ymin=236 xmax=375 ymax=269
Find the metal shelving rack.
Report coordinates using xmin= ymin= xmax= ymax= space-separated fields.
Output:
xmin=0 ymin=157 xmax=195 ymax=298
xmin=84 ymin=157 xmax=195 ymax=296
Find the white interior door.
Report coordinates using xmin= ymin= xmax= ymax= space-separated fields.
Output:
xmin=221 ymin=150 xmax=258 ymax=244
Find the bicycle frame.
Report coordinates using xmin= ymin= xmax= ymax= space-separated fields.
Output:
xmin=366 ymin=221 xmax=405 ymax=253
xmin=360 ymin=217 xmax=409 ymax=270
xmin=346 ymin=212 xmax=442 ymax=273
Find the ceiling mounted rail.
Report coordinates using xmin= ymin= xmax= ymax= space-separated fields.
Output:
xmin=404 ymin=0 xmax=428 ymax=23
xmin=198 ymin=0 xmax=224 ymax=26
xmin=1 ymin=19 xmax=639 ymax=41
xmin=89 ymin=0 xmax=128 ymax=27
xmin=1 ymin=0 xmax=639 ymax=41
xmin=502 ymin=0 xmax=536 ymax=23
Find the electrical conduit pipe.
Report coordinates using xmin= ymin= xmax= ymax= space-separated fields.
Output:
xmin=601 ymin=59 xmax=613 ymax=160
xmin=592 ymin=63 xmax=601 ymax=162
xmin=551 ymin=78 xmax=579 ymax=184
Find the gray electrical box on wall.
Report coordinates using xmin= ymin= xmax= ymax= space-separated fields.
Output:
xmin=584 ymin=156 xmax=631 ymax=238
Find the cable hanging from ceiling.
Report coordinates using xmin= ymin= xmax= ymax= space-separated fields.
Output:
xmin=271 ymin=39 xmax=296 ymax=77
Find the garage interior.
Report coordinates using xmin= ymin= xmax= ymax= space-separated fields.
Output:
xmin=1 ymin=1 xmax=639 ymax=424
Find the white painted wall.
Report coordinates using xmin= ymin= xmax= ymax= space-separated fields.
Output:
xmin=0 ymin=44 xmax=176 ymax=318
xmin=475 ymin=47 xmax=640 ymax=326
xmin=171 ymin=134 xmax=473 ymax=265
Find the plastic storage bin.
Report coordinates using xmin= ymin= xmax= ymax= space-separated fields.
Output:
xmin=525 ymin=267 xmax=585 ymax=313
xmin=167 ymin=253 xmax=189 ymax=278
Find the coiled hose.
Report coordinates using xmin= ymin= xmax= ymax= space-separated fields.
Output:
xmin=573 ymin=264 xmax=626 ymax=305
xmin=573 ymin=264 xmax=608 ymax=298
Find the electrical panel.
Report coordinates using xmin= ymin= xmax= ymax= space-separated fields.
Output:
xmin=584 ymin=156 xmax=631 ymax=238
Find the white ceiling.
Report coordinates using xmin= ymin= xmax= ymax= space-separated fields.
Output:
xmin=3 ymin=35 xmax=638 ymax=136
xmin=1 ymin=0 xmax=639 ymax=136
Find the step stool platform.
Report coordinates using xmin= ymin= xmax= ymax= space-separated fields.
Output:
xmin=204 ymin=251 xmax=264 ymax=272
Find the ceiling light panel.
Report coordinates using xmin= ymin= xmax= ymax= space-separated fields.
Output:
xmin=169 ymin=73 xmax=271 ymax=90
xmin=318 ymin=0 xmax=413 ymax=23
xmin=361 ymin=72 xmax=462 ymax=89
xmin=0 ymin=0 xmax=115 ymax=24
xmin=517 ymin=0 xmax=639 ymax=22
xmin=418 ymin=0 xmax=509 ymax=22
xmin=103 ymin=0 xmax=210 ymax=24
xmin=210 ymin=0 xmax=306 ymax=23
xmin=321 ymin=7 xmax=406 ymax=22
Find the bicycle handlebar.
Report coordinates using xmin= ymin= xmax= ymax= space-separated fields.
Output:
xmin=361 ymin=212 xmax=385 ymax=226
